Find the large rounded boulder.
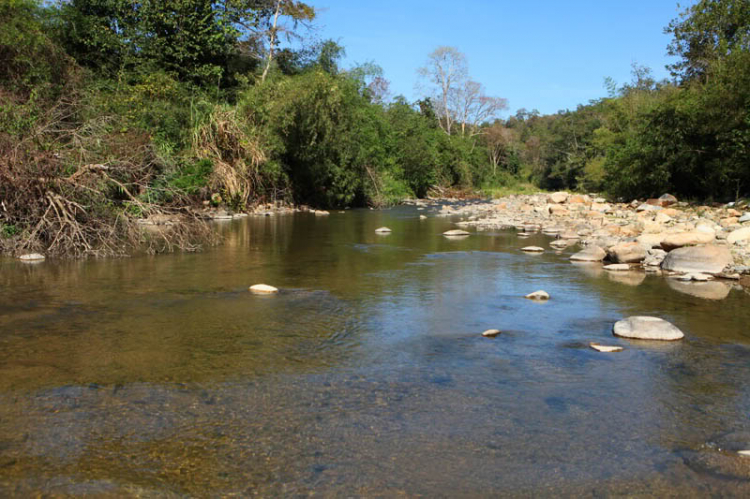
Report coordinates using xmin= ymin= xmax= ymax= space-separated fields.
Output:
xmin=613 ymin=316 xmax=684 ymax=341
xmin=661 ymin=245 xmax=733 ymax=275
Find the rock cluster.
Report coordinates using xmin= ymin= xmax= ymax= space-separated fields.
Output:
xmin=427 ymin=192 xmax=750 ymax=287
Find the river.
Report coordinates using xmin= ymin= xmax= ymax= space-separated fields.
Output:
xmin=1 ymin=203 xmax=750 ymax=496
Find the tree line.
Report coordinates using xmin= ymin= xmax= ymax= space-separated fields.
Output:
xmin=1 ymin=0 xmax=748 ymax=256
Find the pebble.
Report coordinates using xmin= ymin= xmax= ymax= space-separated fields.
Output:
xmin=249 ymin=284 xmax=279 ymax=294
xmin=589 ymin=343 xmax=624 ymax=353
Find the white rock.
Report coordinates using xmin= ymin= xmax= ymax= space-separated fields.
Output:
xmin=18 ymin=253 xmax=45 ymax=261
xmin=443 ymin=229 xmax=470 ymax=236
xmin=520 ymin=246 xmax=545 ymax=253
xmin=727 ymin=227 xmax=750 ymax=244
xmin=314 ymin=210 xmax=330 ymax=216
xmin=589 ymin=343 xmax=624 ymax=353
xmin=738 ymin=450 xmax=750 ymax=457
xmin=482 ymin=329 xmax=501 ymax=338
xmin=375 ymin=227 xmax=392 ymax=234
xmin=525 ymin=290 xmax=550 ymax=300
xmin=613 ymin=316 xmax=685 ymax=341
xmin=419 ymin=215 xmax=427 ymax=220
xmin=249 ymin=284 xmax=279 ymax=294
xmin=548 ymin=192 xmax=569 ymax=204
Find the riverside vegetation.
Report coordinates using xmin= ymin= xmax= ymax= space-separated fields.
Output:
xmin=1 ymin=0 xmax=749 ymax=258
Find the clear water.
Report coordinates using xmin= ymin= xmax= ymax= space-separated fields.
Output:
xmin=1 ymin=204 xmax=750 ymax=496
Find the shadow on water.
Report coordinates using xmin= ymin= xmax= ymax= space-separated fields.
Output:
xmin=1 ymin=204 xmax=750 ymax=495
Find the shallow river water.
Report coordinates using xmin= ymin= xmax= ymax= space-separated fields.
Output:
xmin=1 ymin=204 xmax=750 ymax=497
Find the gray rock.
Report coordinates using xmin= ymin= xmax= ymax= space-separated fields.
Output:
xmin=739 ymin=213 xmax=750 ymax=223
xmin=661 ymin=245 xmax=733 ymax=275
xmin=613 ymin=316 xmax=685 ymax=341
xmin=570 ymin=245 xmax=607 ymax=262
xmin=607 ymin=241 xmax=647 ymax=263
xmin=661 ymin=231 xmax=715 ymax=251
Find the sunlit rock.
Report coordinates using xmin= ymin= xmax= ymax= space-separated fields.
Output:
xmin=249 ymin=284 xmax=279 ymax=294
xmin=18 ymin=253 xmax=45 ymax=262
xmin=661 ymin=231 xmax=715 ymax=251
xmin=520 ymin=246 xmax=544 ymax=253
xmin=442 ymin=229 xmax=470 ymax=236
xmin=607 ymin=241 xmax=647 ymax=263
xmin=375 ymin=227 xmax=392 ymax=234
xmin=570 ymin=245 xmax=606 ymax=262
xmin=482 ymin=329 xmax=501 ymax=338
xmin=661 ymin=245 xmax=733 ymax=275
xmin=524 ymin=290 xmax=550 ymax=300
xmin=589 ymin=343 xmax=624 ymax=353
xmin=613 ymin=316 xmax=685 ymax=341
xmin=728 ymin=227 xmax=750 ymax=245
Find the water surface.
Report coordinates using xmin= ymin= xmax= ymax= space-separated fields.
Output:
xmin=1 ymin=205 xmax=750 ymax=496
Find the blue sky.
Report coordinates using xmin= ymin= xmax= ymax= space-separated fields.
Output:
xmin=306 ymin=1 xmax=688 ymax=116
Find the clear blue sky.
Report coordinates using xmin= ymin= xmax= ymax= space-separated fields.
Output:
xmin=306 ymin=0 xmax=688 ymax=116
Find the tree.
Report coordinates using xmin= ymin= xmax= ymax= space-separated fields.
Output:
xmin=417 ymin=46 xmax=507 ymax=136
xmin=258 ymin=0 xmax=316 ymax=82
xmin=452 ymin=79 xmax=508 ymax=136
xmin=417 ymin=46 xmax=468 ymax=135
xmin=666 ymin=0 xmax=750 ymax=82
xmin=484 ymin=123 xmax=518 ymax=176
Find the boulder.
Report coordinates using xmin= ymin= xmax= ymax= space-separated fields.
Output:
xmin=548 ymin=205 xmax=570 ymax=216
xmin=525 ymin=290 xmax=550 ymax=300
xmin=740 ymin=213 xmax=750 ymax=223
xmin=727 ymin=227 xmax=750 ymax=245
xmin=249 ymin=284 xmax=279 ymax=294
xmin=637 ymin=203 xmax=662 ymax=212
xmin=661 ymin=231 xmax=715 ymax=251
xmin=607 ymin=241 xmax=647 ymax=263
xmin=548 ymin=192 xmax=569 ymax=204
xmin=658 ymin=193 xmax=678 ymax=206
xmin=637 ymin=233 xmax=667 ymax=248
xmin=570 ymin=246 xmax=607 ymax=262
xmin=661 ymin=245 xmax=733 ymax=275
xmin=568 ymin=194 xmax=588 ymax=204
xmin=613 ymin=316 xmax=685 ymax=341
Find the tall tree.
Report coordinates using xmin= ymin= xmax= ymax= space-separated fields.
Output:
xmin=666 ymin=0 xmax=750 ymax=82
xmin=258 ymin=0 xmax=315 ymax=82
xmin=417 ymin=46 xmax=468 ymax=135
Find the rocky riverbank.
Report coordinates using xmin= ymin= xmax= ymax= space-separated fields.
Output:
xmin=406 ymin=192 xmax=750 ymax=288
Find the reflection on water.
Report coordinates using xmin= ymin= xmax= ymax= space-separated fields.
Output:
xmin=1 ymin=206 xmax=750 ymax=495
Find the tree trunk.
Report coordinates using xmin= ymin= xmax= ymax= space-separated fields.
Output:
xmin=261 ymin=0 xmax=282 ymax=84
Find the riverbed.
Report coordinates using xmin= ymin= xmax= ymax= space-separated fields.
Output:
xmin=1 ymin=204 xmax=750 ymax=496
